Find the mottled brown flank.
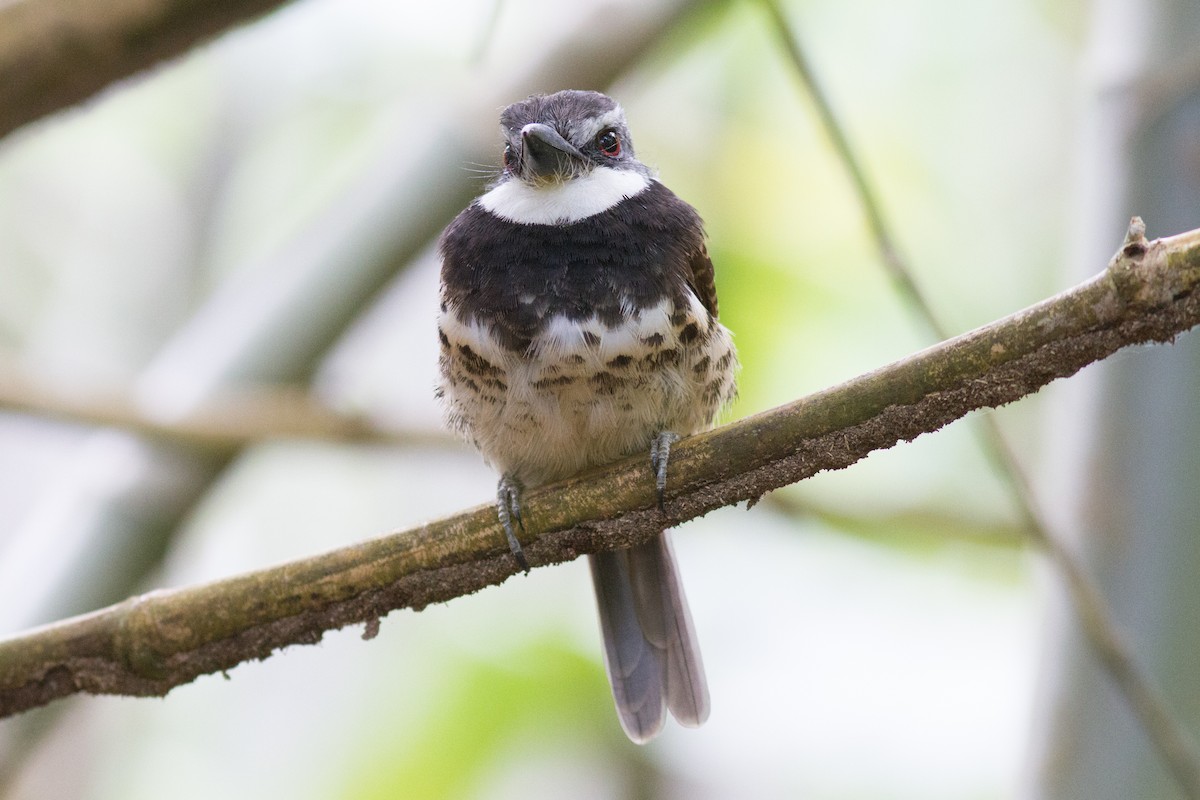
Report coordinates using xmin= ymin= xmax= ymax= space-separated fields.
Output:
xmin=607 ymin=354 xmax=633 ymax=368
xmin=678 ymin=322 xmax=700 ymax=344
xmin=669 ymin=309 xmax=688 ymax=326
xmin=641 ymin=332 xmax=665 ymax=348
xmin=588 ymin=372 xmax=628 ymax=394
xmin=701 ymin=377 xmax=727 ymax=405
xmin=567 ymin=354 xmax=586 ymax=365
xmin=438 ymin=329 xmax=450 ymax=349
xmin=692 ymin=355 xmax=711 ymax=375
xmin=456 ymin=344 xmax=503 ymax=377
xmin=715 ymin=350 xmax=734 ymax=371
xmin=642 ymin=348 xmax=681 ymax=367
xmin=532 ymin=374 xmax=576 ymax=390
xmin=582 ymin=331 xmax=600 ymax=347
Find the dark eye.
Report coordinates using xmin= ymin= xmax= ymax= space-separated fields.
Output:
xmin=597 ymin=130 xmax=621 ymax=157
xmin=503 ymin=144 xmax=515 ymax=169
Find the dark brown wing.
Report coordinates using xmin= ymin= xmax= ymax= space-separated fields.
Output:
xmin=686 ymin=244 xmax=720 ymax=319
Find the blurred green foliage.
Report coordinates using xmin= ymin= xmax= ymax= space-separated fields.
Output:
xmin=346 ymin=638 xmax=622 ymax=800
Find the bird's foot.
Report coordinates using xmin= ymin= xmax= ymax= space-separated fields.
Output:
xmin=496 ymin=475 xmax=530 ymax=573
xmin=649 ymin=431 xmax=681 ymax=512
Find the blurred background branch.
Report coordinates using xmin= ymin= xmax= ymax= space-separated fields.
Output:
xmin=0 ymin=0 xmax=295 ymax=140
xmin=759 ymin=3 xmax=1200 ymax=795
xmin=0 ymin=359 xmax=454 ymax=451
xmin=1029 ymin=2 xmax=1200 ymax=798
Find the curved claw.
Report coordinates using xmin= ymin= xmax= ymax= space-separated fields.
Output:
xmin=649 ymin=431 xmax=681 ymax=512
xmin=496 ymin=476 xmax=530 ymax=573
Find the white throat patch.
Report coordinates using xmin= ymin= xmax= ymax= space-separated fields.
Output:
xmin=478 ymin=167 xmax=651 ymax=225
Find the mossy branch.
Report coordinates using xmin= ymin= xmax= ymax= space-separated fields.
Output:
xmin=2 ymin=219 xmax=1198 ymax=719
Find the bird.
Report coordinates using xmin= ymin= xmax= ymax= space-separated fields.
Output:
xmin=436 ymin=89 xmax=737 ymax=742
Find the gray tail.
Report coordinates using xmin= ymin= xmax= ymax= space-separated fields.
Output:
xmin=588 ymin=531 xmax=709 ymax=743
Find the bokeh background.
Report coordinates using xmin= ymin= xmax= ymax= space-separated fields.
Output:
xmin=2 ymin=0 xmax=1199 ymax=798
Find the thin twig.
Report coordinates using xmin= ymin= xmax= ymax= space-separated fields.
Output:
xmin=756 ymin=0 xmax=944 ymax=339
xmin=2 ymin=223 xmax=1200 ymax=718
xmin=764 ymin=493 xmax=1027 ymax=550
xmin=0 ymin=362 xmax=456 ymax=452
xmin=759 ymin=4 xmax=1200 ymax=796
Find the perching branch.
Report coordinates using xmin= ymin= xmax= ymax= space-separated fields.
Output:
xmin=0 ymin=0 xmax=294 ymax=141
xmin=1 ymin=219 xmax=1199 ymax=720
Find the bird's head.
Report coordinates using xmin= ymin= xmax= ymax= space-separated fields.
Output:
xmin=497 ymin=90 xmax=648 ymax=186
